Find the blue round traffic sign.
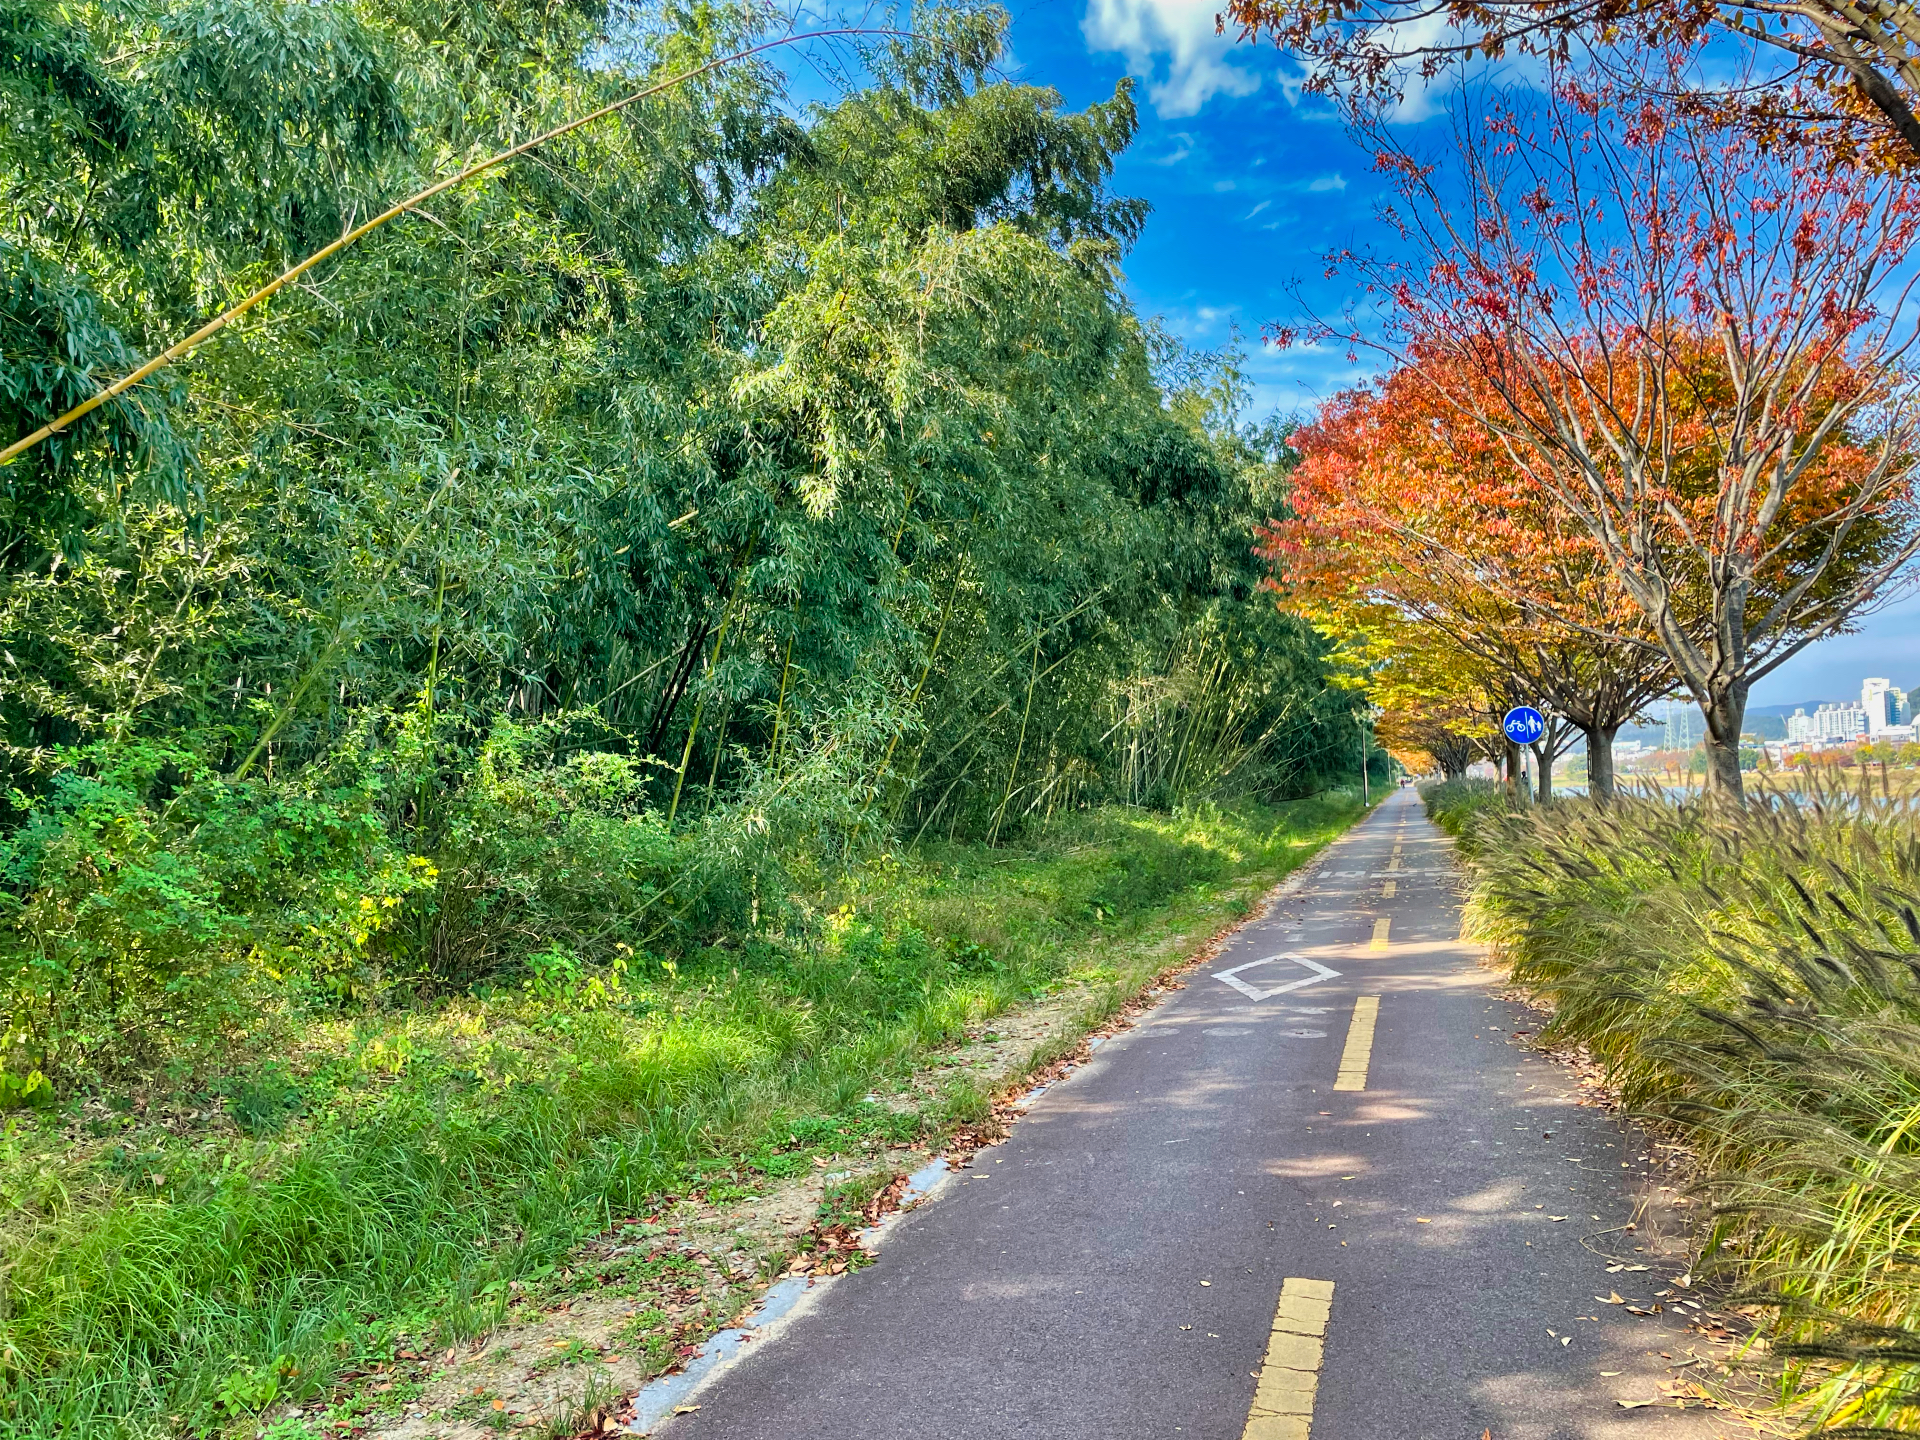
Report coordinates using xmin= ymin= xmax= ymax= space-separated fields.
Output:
xmin=1503 ymin=706 xmax=1546 ymax=744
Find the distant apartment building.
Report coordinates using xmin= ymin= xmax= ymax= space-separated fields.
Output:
xmin=1863 ymin=678 xmax=1912 ymax=734
xmin=1787 ymin=702 xmax=1868 ymax=741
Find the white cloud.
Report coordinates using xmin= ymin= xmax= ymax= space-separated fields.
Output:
xmin=1083 ymin=0 xmax=1261 ymax=116
xmin=1306 ymin=173 xmax=1346 ymax=192
xmin=1351 ymin=12 xmax=1547 ymax=122
xmin=1244 ymin=199 xmax=1271 ymax=219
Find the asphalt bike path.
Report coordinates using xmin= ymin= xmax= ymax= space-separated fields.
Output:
xmin=654 ymin=788 xmax=1731 ymax=1439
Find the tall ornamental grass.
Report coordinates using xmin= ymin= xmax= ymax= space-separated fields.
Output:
xmin=1450 ymin=781 xmax=1920 ymax=1434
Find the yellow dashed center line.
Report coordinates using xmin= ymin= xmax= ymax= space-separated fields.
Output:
xmin=1333 ymin=996 xmax=1379 ymax=1092
xmin=1241 ymin=1277 xmax=1335 ymax=1439
xmin=1381 ymin=879 xmax=1397 ymax=898
xmin=1368 ymin=916 xmax=1391 ymax=950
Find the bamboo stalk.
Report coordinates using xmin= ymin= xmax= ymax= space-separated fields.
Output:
xmin=667 ymin=536 xmax=755 ymax=828
xmin=988 ymin=634 xmax=1043 ymax=846
xmin=769 ymin=633 xmax=795 ymax=777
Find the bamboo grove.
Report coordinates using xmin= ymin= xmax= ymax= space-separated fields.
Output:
xmin=0 ymin=0 xmax=1365 ymax=1088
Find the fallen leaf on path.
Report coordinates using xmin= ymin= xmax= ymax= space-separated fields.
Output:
xmin=1200 ymin=1281 xmax=1211 ymax=1286
xmin=1600 ymin=1371 xmax=1621 ymax=1376
xmin=1617 ymin=1400 xmax=1657 ymax=1409
xmin=673 ymin=1405 xmax=702 ymax=1415
xmin=1548 ymin=1216 xmax=1568 ymax=1222
xmin=1415 ymin=1217 xmax=1431 ymax=1223
xmin=1561 ymin=1337 xmax=1572 ymax=1346
xmin=1600 ymin=1292 xmax=1624 ymax=1304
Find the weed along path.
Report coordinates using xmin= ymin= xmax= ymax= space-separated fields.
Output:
xmin=643 ymin=788 xmax=1737 ymax=1439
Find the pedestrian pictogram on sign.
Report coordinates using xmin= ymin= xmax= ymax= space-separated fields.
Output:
xmin=1502 ymin=706 xmax=1546 ymax=744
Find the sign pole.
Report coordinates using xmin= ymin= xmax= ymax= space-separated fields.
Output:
xmin=1502 ymin=706 xmax=1548 ymax=803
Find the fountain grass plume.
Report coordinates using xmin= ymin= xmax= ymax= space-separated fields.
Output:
xmin=1441 ymin=777 xmax=1920 ymax=1433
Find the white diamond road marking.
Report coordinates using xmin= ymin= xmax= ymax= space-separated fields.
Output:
xmin=1213 ymin=952 xmax=1342 ymax=1002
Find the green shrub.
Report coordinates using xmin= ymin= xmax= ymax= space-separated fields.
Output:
xmin=0 ymin=737 xmax=417 ymax=1087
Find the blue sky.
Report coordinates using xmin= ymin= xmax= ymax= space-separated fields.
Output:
xmin=1002 ymin=0 xmax=1383 ymax=415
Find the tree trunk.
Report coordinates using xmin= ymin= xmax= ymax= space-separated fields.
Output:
xmin=1431 ymin=728 xmax=1472 ymax=779
xmin=1503 ymin=737 xmax=1526 ymax=801
xmin=1531 ymin=738 xmax=1553 ymax=801
xmin=1700 ymin=686 xmax=1749 ymax=801
xmin=1584 ymin=721 xmax=1620 ymax=802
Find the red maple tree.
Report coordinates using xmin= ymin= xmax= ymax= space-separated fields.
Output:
xmin=1288 ymin=71 xmax=1920 ymax=799
xmin=1265 ymin=358 xmax=1674 ymax=798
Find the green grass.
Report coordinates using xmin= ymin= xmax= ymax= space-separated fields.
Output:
xmin=0 ymin=791 xmax=1363 ymax=1438
xmin=1447 ymin=781 xmax=1920 ymax=1433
